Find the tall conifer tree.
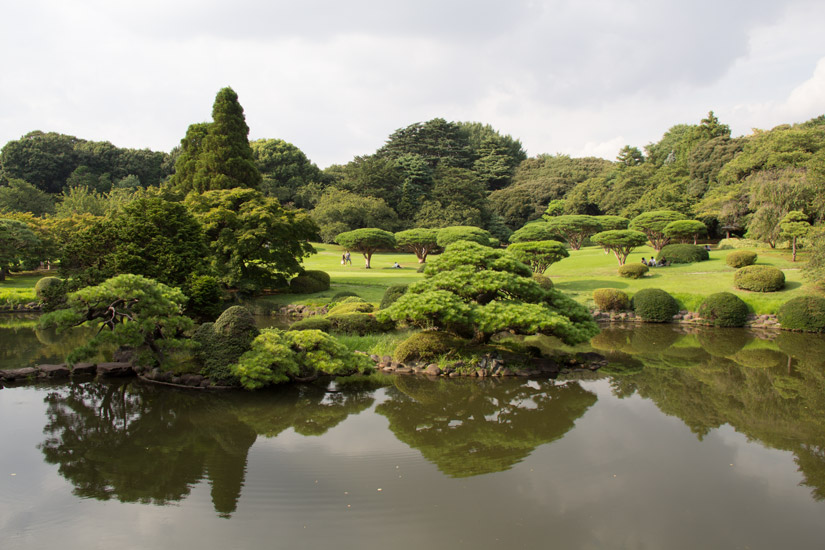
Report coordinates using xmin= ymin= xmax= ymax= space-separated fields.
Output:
xmin=192 ymin=87 xmax=261 ymax=192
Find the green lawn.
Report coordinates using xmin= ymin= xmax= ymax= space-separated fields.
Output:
xmin=0 ymin=274 xmax=42 ymax=307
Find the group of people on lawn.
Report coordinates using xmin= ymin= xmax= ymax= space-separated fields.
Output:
xmin=641 ymin=257 xmax=668 ymax=267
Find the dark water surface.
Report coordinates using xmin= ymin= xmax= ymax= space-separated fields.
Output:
xmin=1 ymin=320 xmax=824 ymax=549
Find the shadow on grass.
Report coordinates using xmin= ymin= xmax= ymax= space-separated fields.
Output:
xmin=555 ymin=280 xmax=629 ymax=291
xmin=783 ymin=281 xmax=803 ymax=291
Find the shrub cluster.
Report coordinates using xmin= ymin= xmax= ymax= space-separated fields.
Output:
xmin=184 ymin=275 xmax=224 ymax=321
xmin=393 ymin=330 xmax=464 ymax=363
xmin=194 ymin=306 xmax=259 ymax=383
xmin=733 ymin=265 xmax=785 ymax=292
xmin=717 ymin=238 xmax=765 ymax=250
xmin=618 ymin=263 xmax=649 ymax=279
xmin=593 ymin=288 xmax=631 ymax=311
xmin=289 ymin=316 xmax=333 ymax=332
xmin=777 ymin=296 xmax=825 ymax=332
xmin=532 ymin=273 xmax=554 ymax=290
xmin=725 ymin=250 xmax=758 ymax=269
xmin=697 ymin=292 xmax=750 ymax=327
xmin=330 ymin=291 xmax=359 ymax=301
xmin=379 ymin=284 xmax=408 ymax=309
xmin=631 ymin=288 xmax=679 ymax=323
xmin=337 ymin=296 xmax=367 ymax=304
xmin=326 ymin=312 xmax=394 ymax=335
xmin=289 ymin=270 xmax=331 ymax=294
xmin=327 ymin=301 xmax=374 ymax=315
xmin=656 ymin=244 xmax=709 ymax=264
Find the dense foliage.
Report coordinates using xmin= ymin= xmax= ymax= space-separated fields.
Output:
xmin=697 ymin=292 xmax=750 ymax=327
xmin=733 ymin=265 xmax=786 ymax=292
xmin=193 ymin=305 xmax=259 ymax=382
xmin=334 ymin=228 xmax=396 ymax=269
xmin=631 ymin=288 xmax=679 ymax=323
xmin=591 ymin=229 xmax=648 ymax=265
xmin=393 ymin=330 xmax=464 ymax=363
xmin=506 ymin=240 xmax=569 ymax=274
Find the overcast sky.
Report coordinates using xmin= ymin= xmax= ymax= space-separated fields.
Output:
xmin=2 ymin=0 xmax=824 ymax=168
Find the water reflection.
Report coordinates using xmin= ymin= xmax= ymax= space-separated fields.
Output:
xmin=0 ymin=315 xmax=98 ymax=370
xmin=591 ymin=323 xmax=825 ymax=501
xmin=377 ymin=377 xmax=597 ymax=477
xmin=37 ymin=381 xmax=376 ymax=517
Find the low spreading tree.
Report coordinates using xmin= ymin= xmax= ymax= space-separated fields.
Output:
xmin=38 ymin=274 xmax=194 ymax=366
xmin=663 ymin=219 xmax=707 ymax=245
xmin=591 ymin=230 xmax=649 ymax=265
xmin=506 ymin=240 xmax=569 ymax=274
xmin=540 ymin=215 xmax=603 ymax=250
xmin=395 ymin=228 xmax=439 ymax=263
xmin=335 ymin=228 xmax=396 ymax=269
xmin=435 ymin=225 xmax=492 ymax=247
xmin=629 ymin=210 xmax=686 ymax=251
xmin=378 ymin=240 xmax=598 ymax=344
xmin=508 ymin=221 xmax=561 ymax=243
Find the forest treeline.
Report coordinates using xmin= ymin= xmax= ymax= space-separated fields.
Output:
xmin=2 ymin=108 xmax=824 ymax=245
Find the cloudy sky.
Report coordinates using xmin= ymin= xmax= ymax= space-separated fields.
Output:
xmin=2 ymin=0 xmax=824 ymax=168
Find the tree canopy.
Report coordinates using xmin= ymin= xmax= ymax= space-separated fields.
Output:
xmin=334 ymin=228 xmax=396 ymax=269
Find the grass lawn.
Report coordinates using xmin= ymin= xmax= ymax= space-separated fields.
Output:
xmin=0 ymin=273 xmax=43 ymax=306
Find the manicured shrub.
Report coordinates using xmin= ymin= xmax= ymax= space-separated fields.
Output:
xmin=304 ymin=270 xmax=331 ymax=286
xmin=326 ymin=312 xmax=393 ymax=335
xmin=593 ymin=288 xmax=631 ymax=311
xmin=532 ymin=273 xmax=554 ymax=290
xmin=631 ymin=288 xmax=679 ymax=323
xmin=436 ymin=226 xmax=493 ymax=247
xmin=393 ymin=330 xmax=464 ymax=363
xmin=289 ymin=316 xmax=333 ymax=332
xmin=194 ymin=306 xmax=260 ymax=383
xmin=327 ymin=301 xmax=374 ymax=315
xmin=289 ymin=274 xmax=329 ymax=294
xmin=656 ymin=244 xmax=709 ymax=264
xmin=733 ymin=265 xmax=785 ymax=292
xmin=330 ymin=291 xmax=359 ymax=301
xmin=380 ymin=284 xmax=408 ymax=309
xmin=725 ymin=250 xmax=758 ymax=269
xmin=717 ymin=238 xmax=764 ymax=250
xmin=697 ymin=292 xmax=750 ymax=327
xmin=618 ymin=263 xmax=649 ymax=279
xmin=777 ymin=296 xmax=825 ymax=332
xmin=34 ymin=276 xmax=67 ymax=312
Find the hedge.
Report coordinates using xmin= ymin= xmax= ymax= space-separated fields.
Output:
xmin=656 ymin=244 xmax=709 ymax=264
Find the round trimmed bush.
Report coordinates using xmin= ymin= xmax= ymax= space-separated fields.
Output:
xmin=380 ymin=284 xmax=408 ymax=309
xmin=393 ymin=330 xmax=464 ymax=363
xmin=326 ymin=312 xmax=394 ymax=335
xmin=327 ymin=301 xmax=374 ymax=315
xmin=330 ymin=291 xmax=359 ymax=301
xmin=618 ymin=263 xmax=649 ymax=279
xmin=289 ymin=316 xmax=333 ymax=332
xmin=631 ymin=288 xmax=679 ymax=323
xmin=697 ymin=292 xmax=750 ymax=327
xmin=304 ymin=270 xmax=331 ymax=286
xmin=733 ymin=265 xmax=785 ymax=292
xmin=289 ymin=274 xmax=329 ymax=294
xmin=34 ymin=276 xmax=67 ymax=312
xmin=593 ymin=288 xmax=631 ymax=311
xmin=214 ymin=306 xmax=258 ymax=339
xmin=726 ymin=250 xmax=757 ymax=269
xmin=656 ymin=244 xmax=709 ymax=264
xmin=532 ymin=273 xmax=554 ymax=290
xmin=777 ymin=296 xmax=825 ymax=332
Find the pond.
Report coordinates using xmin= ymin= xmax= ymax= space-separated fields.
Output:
xmin=1 ymin=320 xmax=824 ymax=549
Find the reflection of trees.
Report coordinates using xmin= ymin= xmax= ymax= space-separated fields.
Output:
xmin=592 ymin=324 xmax=825 ymax=501
xmin=376 ymin=377 xmax=597 ymax=477
xmin=0 ymin=322 xmax=98 ymax=370
xmin=38 ymin=381 xmax=374 ymax=516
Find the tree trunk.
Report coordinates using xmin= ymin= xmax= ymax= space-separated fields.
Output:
xmin=792 ymin=237 xmax=797 ymax=262
xmin=364 ymin=252 xmax=371 ymax=269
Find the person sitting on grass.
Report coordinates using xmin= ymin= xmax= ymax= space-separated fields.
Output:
xmin=392 ymin=262 xmax=402 ymax=269
xmin=648 ymin=258 xmax=657 ymax=267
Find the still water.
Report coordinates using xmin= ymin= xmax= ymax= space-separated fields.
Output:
xmin=1 ymin=320 xmax=824 ymax=549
